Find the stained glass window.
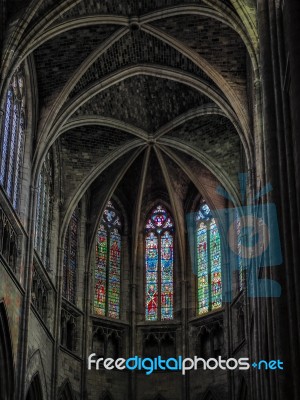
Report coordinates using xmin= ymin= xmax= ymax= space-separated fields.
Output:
xmin=63 ymin=207 xmax=80 ymax=303
xmin=0 ymin=67 xmax=26 ymax=209
xmin=94 ymin=201 xmax=121 ymax=319
xmin=235 ymin=210 xmax=245 ymax=291
xmin=196 ymin=203 xmax=222 ymax=315
xmin=34 ymin=152 xmax=53 ymax=268
xmin=145 ymin=205 xmax=174 ymax=321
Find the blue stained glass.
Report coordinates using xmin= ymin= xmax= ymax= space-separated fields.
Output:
xmin=108 ymin=229 xmax=121 ymax=319
xmin=0 ymin=89 xmax=13 ymax=185
xmin=95 ymin=226 xmax=107 ymax=316
xmin=145 ymin=205 xmax=174 ymax=321
xmin=94 ymin=202 xmax=122 ymax=319
xmin=197 ymin=222 xmax=209 ymax=314
xmin=145 ymin=232 xmax=159 ymax=321
xmin=6 ymin=103 xmax=18 ymax=198
xmin=0 ymin=68 xmax=26 ymax=209
xmin=160 ymin=231 xmax=174 ymax=320
xmin=196 ymin=203 xmax=222 ymax=315
xmin=13 ymin=112 xmax=25 ymax=208
xmin=235 ymin=212 xmax=244 ymax=290
xmin=210 ymin=221 xmax=222 ymax=310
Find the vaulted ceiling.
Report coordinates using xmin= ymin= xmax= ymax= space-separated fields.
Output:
xmin=1 ymin=0 xmax=258 ymax=240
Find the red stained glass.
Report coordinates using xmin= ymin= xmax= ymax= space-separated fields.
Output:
xmin=94 ymin=202 xmax=121 ymax=319
xmin=145 ymin=205 xmax=174 ymax=321
xmin=196 ymin=203 xmax=222 ymax=315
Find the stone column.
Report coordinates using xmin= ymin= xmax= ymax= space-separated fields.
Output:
xmin=256 ymin=1 xmax=300 ymax=398
xmin=17 ymin=185 xmax=37 ymax=400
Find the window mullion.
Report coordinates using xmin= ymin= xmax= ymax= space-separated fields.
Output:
xmin=11 ymin=102 xmax=21 ymax=203
xmin=3 ymin=94 xmax=15 ymax=191
xmin=207 ymin=223 xmax=212 ymax=312
xmin=158 ymin=231 xmax=161 ymax=321
xmin=13 ymin=105 xmax=23 ymax=208
xmin=106 ymin=228 xmax=110 ymax=317
xmin=67 ymin=227 xmax=71 ymax=301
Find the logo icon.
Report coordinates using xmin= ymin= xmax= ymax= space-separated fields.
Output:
xmin=187 ymin=173 xmax=282 ymax=300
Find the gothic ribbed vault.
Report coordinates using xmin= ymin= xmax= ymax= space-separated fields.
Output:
xmin=0 ymin=0 xmax=259 ymax=247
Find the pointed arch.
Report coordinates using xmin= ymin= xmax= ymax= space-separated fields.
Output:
xmin=0 ymin=64 xmax=26 ymax=209
xmin=202 ymin=389 xmax=218 ymax=400
xmin=195 ymin=202 xmax=222 ymax=315
xmin=34 ymin=150 xmax=54 ymax=267
xmin=94 ymin=200 xmax=122 ymax=319
xmin=0 ymin=301 xmax=15 ymax=400
xmin=100 ymin=390 xmax=113 ymax=400
xmin=26 ymin=350 xmax=48 ymax=400
xmin=58 ymin=379 xmax=75 ymax=400
xmin=145 ymin=204 xmax=174 ymax=321
xmin=26 ymin=373 xmax=43 ymax=400
xmin=63 ymin=205 xmax=80 ymax=304
xmin=238 ymin=376 xmax=248 ymax=400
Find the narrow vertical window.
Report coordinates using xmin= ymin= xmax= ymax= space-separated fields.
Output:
xmin=0 ymin=67 xmax=26 ymax=209
xmin=63 ymin=207 xmax=80 ymax=303
xmin=34 ymin=153 xmax=53 ymax=267
xmin=235 ymin=210 xmax=244 ymax=291
xmin=145 ymin=205 xmax=174 ymax=321
xmin=196 ymin=203 xmax=222 ymax=315
xmin=94 ymin=201 xmax=121 ymax=319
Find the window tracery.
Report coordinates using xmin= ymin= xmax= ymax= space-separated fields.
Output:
xmin=145 ymin=205 xmax=174 ymax=321
xmin=196 ymin=203 xmax=222 ymax=315
xmin=63 ymin=207 xmax=80 ymax=304
xmin=34 ymin=152 xmax=53 ymax=268
xmin=0 ymin=66 xmax=26 ymax=209
xmin=94 ymin=201 xmax=121 ymax=319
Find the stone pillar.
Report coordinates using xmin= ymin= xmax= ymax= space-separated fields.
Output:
xmin=17 ymin=185 xmax=37 ymax=400
xmin=256 ymin=1 xmax=300 ymax=398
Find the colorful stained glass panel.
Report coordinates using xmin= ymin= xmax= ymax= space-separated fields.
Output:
xmin=108 ymin=230 xmax=121 ymax=319
xmin=210 ymin=220 xmax=222 ymax=310
xmin=160 ymin=231 xmax=174 ymax=320
xmin=235 ymin=212 xmax=244 ymax=290
xmin=0 ymin=89 xmax=12 ymax=185
xmin=145 ymin=232 xmax=159 ymax=321
xmin=0 ymin=68 xmax=26 ymax=208
xmin=197 ymin=222 xmax=209 ymax=314
xmin=94 ymin=226 xmax=107 ymax=316
xmin=94 ymin=202 xmax=122 ymax=319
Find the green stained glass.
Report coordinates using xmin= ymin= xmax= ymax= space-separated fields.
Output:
xmin=196 ymin=204 xmax=222 ymax=315
xmin=145 ymin=205 xmax=174 ymax=321
xmin=94 ymin=226 xmax=107 ymax=316
xmin=197 ymin=222 xmax=209 ymax=314
xmin=235 ymin=212 xmax=244 ymax=290
xmin=108 ymin=230 xmax=121 ymax=319
xmin=210 ymin=220 xmax=222 ymax=310
xmin=145 ymin=232 xmax=159 ymax=321
xmin=94 ymin=202 xmax=122 ymax=319
xmin=160 ymin=231 xmax=173 ymax=320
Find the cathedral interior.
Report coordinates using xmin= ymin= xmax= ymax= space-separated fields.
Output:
xmin=1 ymin=0 xmax=300 ymax=399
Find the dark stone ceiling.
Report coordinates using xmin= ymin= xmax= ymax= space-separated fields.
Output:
xmin=34 ymin=25 xmax=119 ymax=104
xmin=152 ymin=14 xmax=248 ymax=86
xmin=8 ymin=0 xmax=252 ymax=220
xmin=74 ymin=75 xmax=212 ymax=133
xmin=69 ymin=29 xmax=214 ymax=99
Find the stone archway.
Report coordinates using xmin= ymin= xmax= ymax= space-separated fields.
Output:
xmin=0 ymin=301 xmax=14 ymax=400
